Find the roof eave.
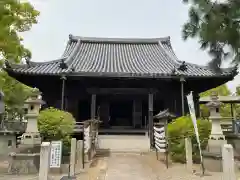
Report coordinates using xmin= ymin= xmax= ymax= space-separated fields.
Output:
xmin=4 ymin=68 xmax=236 ymax=79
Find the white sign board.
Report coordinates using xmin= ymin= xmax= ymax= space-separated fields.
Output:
xmin=50 ymin=141 xmax=62 ymax=168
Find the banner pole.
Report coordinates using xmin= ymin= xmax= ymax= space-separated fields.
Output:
xmin=187 ymin=91 xmax=205 ymax=175
xmin=165 ymin=120 xmax=169 ymax=168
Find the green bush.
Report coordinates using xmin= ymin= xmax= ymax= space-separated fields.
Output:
xmin=167 ymin=115 xmax=211 ymax=163
xmin=38 ymin=107 xmax=75 ymax=155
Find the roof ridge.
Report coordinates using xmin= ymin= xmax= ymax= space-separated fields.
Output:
xmin=157 ymin=41 xmax=182 ymax=67
xmin=65 ymin=39 xmax=81 ymax=67
xmin=31 ymin=57 xmax=67 ymax=66
xmin=158 ymin=39 xmax=232 ymax=73
xmin=183 ymin=61 xmax=237 ymax=73
xmin=69 ymin=34 xmax=171 ymax=44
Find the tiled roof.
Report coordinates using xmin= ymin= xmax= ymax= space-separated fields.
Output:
xmin=4 ymin=34 xmax=237 ymax=78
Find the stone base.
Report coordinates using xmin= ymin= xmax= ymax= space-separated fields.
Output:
xmin=202 ymin=152 xmax=223 ymax=172
xmin=202 ymin=139 xmax=227 ymax=172
xmin=207 ymin=139 xmax=227 ymax=154
xmin=50 ymin=164 xmax=69 ymax=174
xmin=8 ymin=144 xmax=41 ymax=174
xmin=8 ymin=153 xmax=40 ymax=174
xmin=17 ymin=144 xmax=41 ymax=153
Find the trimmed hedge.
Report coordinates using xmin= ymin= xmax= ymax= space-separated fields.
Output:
xmin=167 ymin=115 xmax=211 ymax=163
xmin=38 ymin=107 xmax=75 ymax=155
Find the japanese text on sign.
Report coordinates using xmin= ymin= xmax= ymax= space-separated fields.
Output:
xmin=50 ymin=141 xmax=62 ymax=168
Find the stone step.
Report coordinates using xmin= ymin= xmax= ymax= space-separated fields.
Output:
xmin=98 ymin=134 xmax=148 ymax=139
xmin=98 ymin=135 xmax=150 ymax=153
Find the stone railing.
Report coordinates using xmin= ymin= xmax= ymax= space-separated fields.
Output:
xmin=74 ymin=122 xmax=84 ymax=132
xmin=185 ymin=137 xmax=237 ymax=179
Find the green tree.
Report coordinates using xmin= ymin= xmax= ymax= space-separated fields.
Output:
xmin=0 ymin=71 xmax=32 ymax=120
xmin=182 ymin=0 xmax=240 ymax=69
xmin=199 ymin=84 xmax=231 ymax=117
xmin=0 ymin=0 xmax=39 ymax=62
xmin=168 ymin=115 xmax=211 ymax=163
xmin=0 ymin=0 xmax=39 ymax=119
xmin=38 ymin=107 xmax=76 ymax=155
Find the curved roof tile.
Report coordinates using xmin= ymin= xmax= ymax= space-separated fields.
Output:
xmin=4 ymin=34 xmax=238 ymax=78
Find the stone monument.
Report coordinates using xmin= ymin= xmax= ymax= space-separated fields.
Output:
xmin=8 ymin=88 xmax=45 ymax=174
xmin=202 ymin=91 xmax=227 ymax=172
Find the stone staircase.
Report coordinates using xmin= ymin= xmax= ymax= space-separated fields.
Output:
xmin=97 ymin=134 xmax=150 ymax=153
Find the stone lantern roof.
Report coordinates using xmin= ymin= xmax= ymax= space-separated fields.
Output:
xmin=25 ymin=88 xmax=45 ymax=105
xmin=206 ymin=91 xmax=222 ymax=108
xmin=154 ymin=109 xmax=176 ymax=120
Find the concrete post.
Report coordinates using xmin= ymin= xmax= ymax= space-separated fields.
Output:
xmin=222 ymin=144 xmax=236 ymax=180
xmin=39 ymin=142 xmax=51 ymax=180
xmin=70 ymin=138 xmax=77 ymax=177
xmin=76 ymin=140 xmax=84 ymax=169
xmin=185 ymin=138 xmax=193 ymax=172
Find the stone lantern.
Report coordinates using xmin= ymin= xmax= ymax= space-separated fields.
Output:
xmin=8 ymin=88 xmax=45 ymax=174
xmin=206 ymin=91 xmax=226 ymax=143
xmin=21 ymin=88 xmax=45 ymax=146
xmin=154 ymin=109 xmax=176 ymax=125
xmin=202 ymin=91 xmax=228 ymax=172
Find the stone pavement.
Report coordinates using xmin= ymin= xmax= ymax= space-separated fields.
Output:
xmin=103 ymin=153 xmax=159 ymax=180
xmin=79 ymin=152 xmax=240 ymax=180
xmin=1 ymin=152 xmax=240 ymax=180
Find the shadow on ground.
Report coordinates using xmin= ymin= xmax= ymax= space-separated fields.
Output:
xmin=95 ymin=149 xmax=111 ymax=158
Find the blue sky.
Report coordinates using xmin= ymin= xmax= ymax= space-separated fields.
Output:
xmin=22 ymin=0 xmax=239 ymax=91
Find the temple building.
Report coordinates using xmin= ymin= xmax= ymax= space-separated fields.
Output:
xmin=4 ymin=34 xmax=238 ymax=132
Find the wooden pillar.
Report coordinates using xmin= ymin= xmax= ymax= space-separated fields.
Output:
xmin=148 ymin=92 xmax=154 ymax=148
xmin=60 ymin=76 xmax=66 ymax=110
xmin=231 ymin=103 xmax=234 ymax=118
xmin=180 ymin=76 xmax=185 ymax=116
xmin=133 ymin=99 xmax=142 ymax=128
xmin=193 ymin=93 xmax=200 ymax=118
xmin=91 ymin=94 xmax=96 ymax=119
xmin=100 ymin=100 xmax=109 ymax=127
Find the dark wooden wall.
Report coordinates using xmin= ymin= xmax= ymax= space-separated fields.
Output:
xmin=10 ymin=74 xmax=221 ymax=120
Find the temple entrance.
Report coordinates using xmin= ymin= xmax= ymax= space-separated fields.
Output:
xmin=78 ymin=100 xmax=91 ymax=121
xmin=109 ymin=100 xmax=133 ymax=127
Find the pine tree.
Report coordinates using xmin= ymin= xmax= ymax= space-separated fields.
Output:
xmin=182 ymin=0 xmax=240 ymax=70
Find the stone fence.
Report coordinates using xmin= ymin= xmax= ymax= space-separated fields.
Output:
xmin=50 ymin=119 xmax=100 ymax=178
xmin=185 ymin=137 xmax=237 ymax=180
xmin=5 ymin=119 xmax=101 ymax=179
xmin=37 ymin=136 xmax=96 ymax=179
